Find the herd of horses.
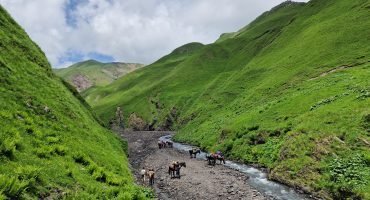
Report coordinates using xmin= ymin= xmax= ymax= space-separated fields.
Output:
xmin=158 ymin=140 xmax=173 ymax=149
xmin=141 ymin=140 xmax=226 ymax=186
xmin=188 ymin=148 xmax=225 ymax=165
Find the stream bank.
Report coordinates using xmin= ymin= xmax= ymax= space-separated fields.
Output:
xmin=120 ymin=131 xmax=266 ymax=200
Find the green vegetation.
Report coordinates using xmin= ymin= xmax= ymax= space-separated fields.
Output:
xmin=0 ymin=6 xmax=151 ymax=199
xmin=83 ymin=0 xmax=370 ymax=199
xmin=54 ymin=60 xmax=144 ymax=92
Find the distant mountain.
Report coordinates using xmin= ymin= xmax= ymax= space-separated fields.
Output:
xmin=54 ymin=60 xmax=144 ymax=92
xmin=82 ymin=0 xmax=370 ymax=199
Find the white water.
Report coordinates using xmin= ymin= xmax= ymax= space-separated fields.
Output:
xmin=160 ymin=135 xmax=313 ymax=200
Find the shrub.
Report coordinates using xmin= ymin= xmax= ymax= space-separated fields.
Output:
xmin=247 ymin=125 xmax=259 ymax=131
xmin=91 ymin=167 xmax=107 ymax=183
xmin=46 ymin=136 xmax=60 ymax=144
xmin=15 ymin=166 xmax=42 ymax=194
xmin=72 ymin=153 xmax=91 ymax=166
xmin=324 ymin=154 xmax=369 ymax=199
xmin=0 ymin=128 xmax=21 ymax=159
xmin=128 ymin=113 xmax=147 ymax=131
xmin=0 ymin=192 xmax=6 ymax=200
xmin=140 ymin=187 xmax=156 ymax=198
xmin=362 ymin=114 xmax=370 ymax=132
xmin=0 ymin=175 xmax=28 ymax=199
xmin=35 ymin=146 xmax=53 ymax=158
xmin=54 ymin=145 xmax=67 ymax=156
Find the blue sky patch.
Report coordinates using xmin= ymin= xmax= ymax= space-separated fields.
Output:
xmin=58 ymin=49 xmax=115 ymax=67
xmin=64 ymin=0 xmax=88 ymax=28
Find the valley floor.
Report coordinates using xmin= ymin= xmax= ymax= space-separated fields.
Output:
xmin=119 ymin=130 xmax=267 ymax=200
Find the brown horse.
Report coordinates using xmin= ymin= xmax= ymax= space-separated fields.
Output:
xmin=206 ymin=154 xmax=225 ymax=166
xmin=147 ymin=169 xmax=155 ymax=186
xmin=168 ymin=161 xmax=178 ymax=178
xmin=215 ymin=154 xmax=225 ymax=164
xmin=168 ymin=161 xmax=186 ymax=178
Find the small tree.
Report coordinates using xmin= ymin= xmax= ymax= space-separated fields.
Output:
xmin=128 ymin=113 xmax=147 ymax=131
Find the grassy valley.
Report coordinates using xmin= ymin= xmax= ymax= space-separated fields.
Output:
xmin=0 ymin=5 xmax=150 ymax=199
xmin=83 ymin=0 xmax=370 ymax=199
xmin=54 ymin=60 xmax=144 ymax=92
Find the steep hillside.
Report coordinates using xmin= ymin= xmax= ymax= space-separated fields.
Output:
xmin=54 ymin=60 xmax=144 ymax=92
xmin=83 ymin=0 xmax=370 ymax=199
xmin=0 ymin=6 xmax=151 ymax=199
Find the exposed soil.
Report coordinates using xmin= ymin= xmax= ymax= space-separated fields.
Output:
xmin=309 ymin=60 xmax=370 ymax=81
xmin=72 ymin=74 xmax=93 ymax=92
xmin=119 ymin=131 xmax=268 ymax=200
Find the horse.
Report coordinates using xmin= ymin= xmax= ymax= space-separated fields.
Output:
xmin=168 ymin=161 xmax=178 ymax=178
xmin=206 ymin=154 xmax=216 ymax=166
xmin=165 ymin=141 xmax=173 ymax=148
xmin=158 ymin=140 xmax=166 ymax=149
xmin=147 ymin=169 xmax=155 ymax=186
xmin=168 ymin=161 xmax=186 ymax=178
xmin=189 ymin=148 xmax=201 ymax=158
xmin=206 ymin=153 xmax=225 ymax=166
xmin=215 ymin=154 xmax=225 ymax=164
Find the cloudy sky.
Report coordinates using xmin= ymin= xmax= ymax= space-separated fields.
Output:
xmin=0 ymin=0 xmax=308 ymax=68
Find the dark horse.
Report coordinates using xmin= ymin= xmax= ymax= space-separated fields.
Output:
xmin=165 ymin=141 xmax=173 ymax=148
xmin=189 ymin=148 xmax=201 ymax=158
xmin=158 ymin=140 xmax=166 ymax=149
xmin=206 ymin=154 xmax=225 ymax=166
xmin=206 ymin=154 xmax=216 ymax=166
xmin=168 ymin=161 xmax=186 ymax=178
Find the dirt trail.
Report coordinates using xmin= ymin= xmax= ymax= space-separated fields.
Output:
xmin=120 ymin=131 xmax=268 ymax=200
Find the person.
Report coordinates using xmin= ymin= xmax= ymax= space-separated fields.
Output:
xmin=216 ymin=150 xmax=223 ymax=157
xmin=175 ymin=164 xmax=180 ymax=178
xmin=140 ymin=167 xmax=147 ymax=182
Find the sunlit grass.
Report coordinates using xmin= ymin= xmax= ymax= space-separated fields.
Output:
xmin=0 ymin=5 xmax=152 ymax=199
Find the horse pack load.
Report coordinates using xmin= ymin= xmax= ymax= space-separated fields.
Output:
xmin=206 ymin=152 xmax=225 ymax=166
xmin=168 ymin=161 xmax=186 ymax=179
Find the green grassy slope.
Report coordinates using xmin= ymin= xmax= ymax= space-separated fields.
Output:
xmin=54 ymin=60 xmax=144 ymax=92
xmin=83 ymin=42 xmax=206 ymax=122
xmin=0 ymin=6 xmax=151 ymax=199
xmin=84 ymin=0 xmax=370 ymax=199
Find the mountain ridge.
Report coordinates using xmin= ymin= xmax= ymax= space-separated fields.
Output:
xmin=83 ymin=0 xmax=370 ymax=199
xmin=54 ymin=60 xmax=144 ymax=92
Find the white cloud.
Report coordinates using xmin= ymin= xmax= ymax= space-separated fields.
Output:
xmin=0 ymin=0 xmax=309 ymax=68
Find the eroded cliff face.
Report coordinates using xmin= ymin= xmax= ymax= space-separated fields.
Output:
xmin=72 ymin=74 xmax=93 ymax=92
xmin=54 ymin=61 xmax=144 ymax=92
